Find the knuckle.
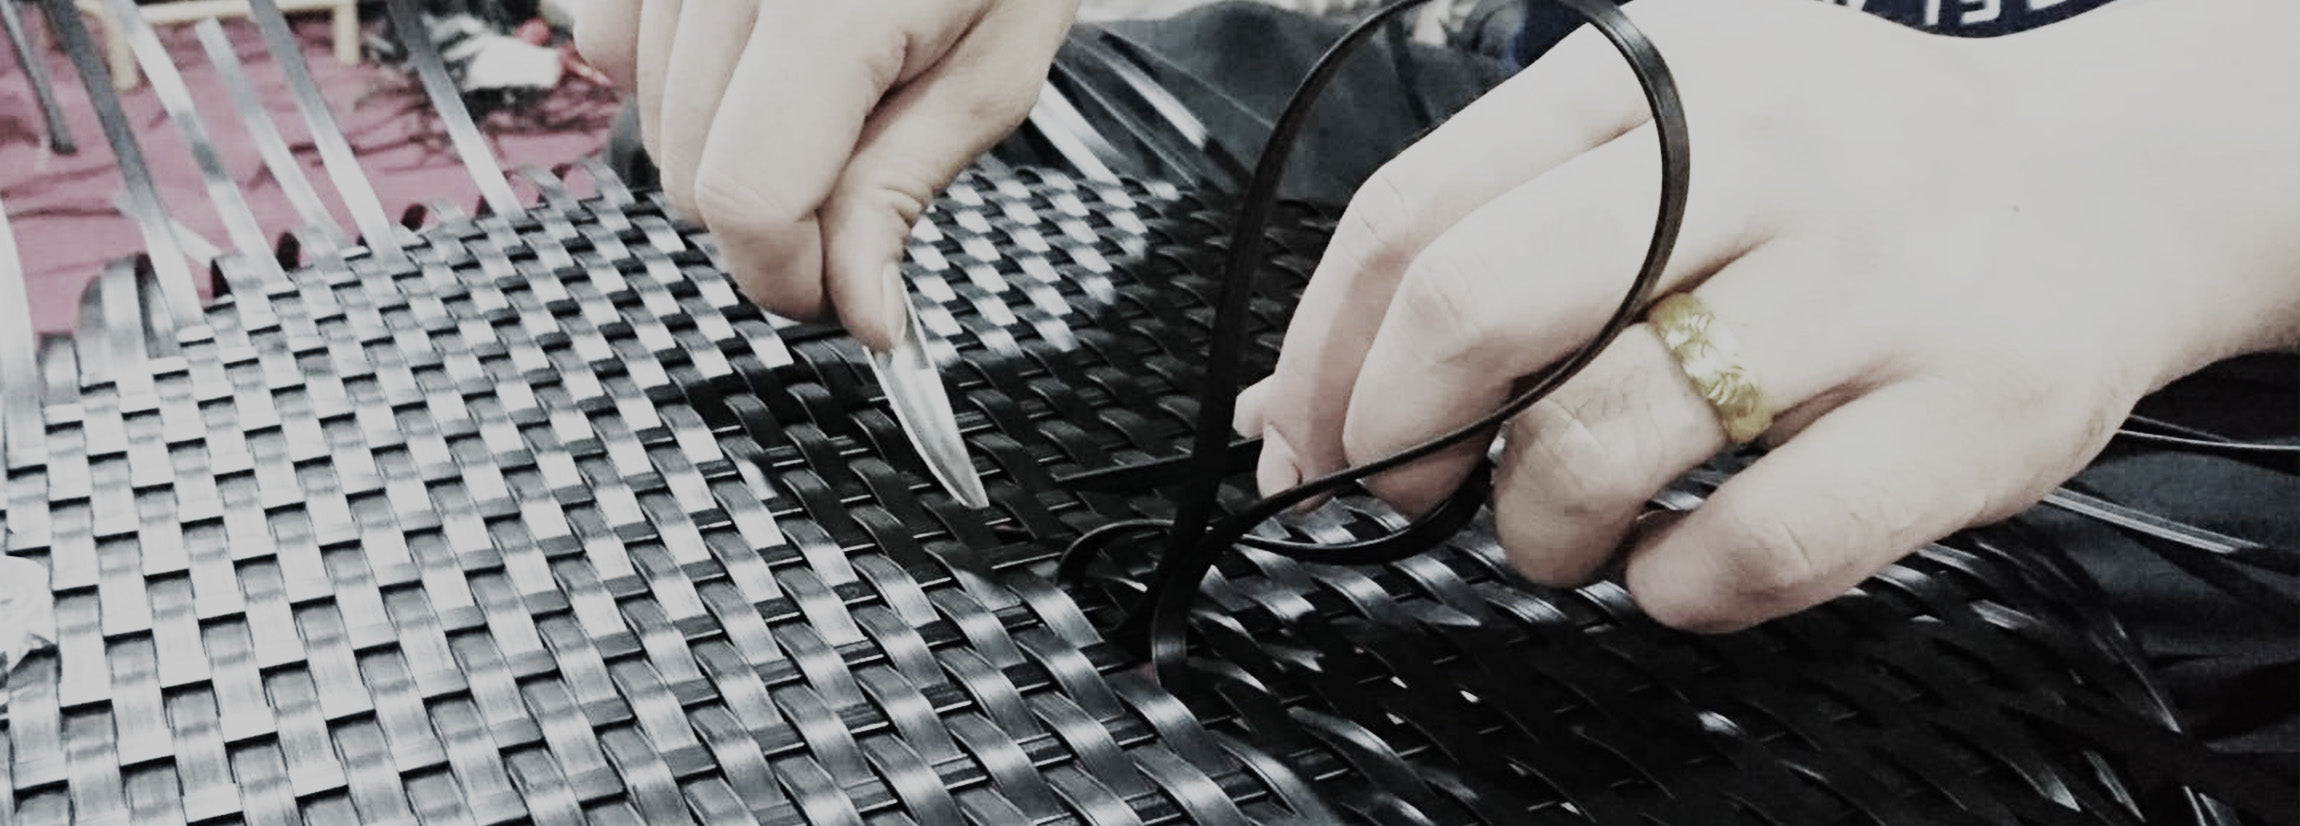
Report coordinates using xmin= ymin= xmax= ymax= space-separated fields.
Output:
xmin=733 ymin=275 xmax=824 ymax=322
xmin=691 ymin=176 xmax=801 ymax=235
xmin=958 ymin=84 xmax=1037 ymax=131
xmin=1909 ymin=368 xmax=2110 ymax=520
xmin=1721 ymin=510 xmax=1830 ymax=603
xmin=1490 ymin=403 xmax=1656 ymax=587
xmin=1491 ymin=511 xmax=1604 ymax=587
xmin=1508 ymin=400 xmax=1649 ymax=521
xmin=1641 ymin=508 xmax=1836 ymax=632
xmin=1392 ymin=248 xmax=1503 ymax=368
xmin=859 ymin=30 xmax=910 ymax=93
xmin=1326 ymin=168 xmax=1422 ymax=278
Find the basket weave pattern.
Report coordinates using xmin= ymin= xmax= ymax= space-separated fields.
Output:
xmin=0 ymin=166 xmax=2190 ymax=824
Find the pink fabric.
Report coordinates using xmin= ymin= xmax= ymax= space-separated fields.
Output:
xmin=1 ymin=11 xmax=619 ymax=333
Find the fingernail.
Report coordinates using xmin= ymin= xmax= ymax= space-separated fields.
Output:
xmin=1255 ymin=425 xmax=1301 ymax=498
xmin=878 ymin=262 xmax=910 ymax=352
xmin=1233 ymin=381 xmax=1270 ymax=437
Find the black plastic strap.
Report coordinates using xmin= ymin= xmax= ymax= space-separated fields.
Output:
xmin=1067 ymin=32 xmax=1252 ymax=187
xmin=1054 ymin=437 xmax=1262 ymax=493
xmin=1051 ymin=41 xmax=1242 ymax=190
xmin=247 ymin=0 xmax=408 ymax=263
xmin=381 ymin=0 xmax=523 ymax=216
xmin=1098 ymin=0 xmax=1692 ymax=692
xmin=1095 ymin=29 xmax=1277 ymax=137
xmin=39 ymin=0 xmax=203 ymax=328
xmin=0 ymin=195 xmax=40 ymax=466
xmin=1999 ymin=694 xmax=2298 ymax=823
xmin=1382 ymin=12 xmax=1435 ymax=133
xmin=111 ymin=192 xmax=222 ymax=268
xmin=103 ymin=0 xmax=287 ymax=283
xmin=2043 ymin=487 xmax=2300 ymax=576
xmin=1 ymin=0 xmax=73 ymax=153
xmin=1025 ymin=81 xmax=1126 ymax=185
xmin=2108 ymin=424 xmax=2300 ymax=476
xmin=193 ymin=19 xmax=345 ymax=255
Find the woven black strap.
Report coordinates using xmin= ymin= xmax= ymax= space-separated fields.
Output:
xmin=3 ymin=2 xmax=2290 ymax=823
xmin=0 ymin=0 xmax=72 ymax=154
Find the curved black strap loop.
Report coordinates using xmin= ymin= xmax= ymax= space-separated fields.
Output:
xmin=1050 ymin=0 xmax=1694 ymax=690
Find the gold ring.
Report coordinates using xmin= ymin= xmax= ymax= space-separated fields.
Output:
xmin=1647 ymin=293 xmax=1774 ymax=444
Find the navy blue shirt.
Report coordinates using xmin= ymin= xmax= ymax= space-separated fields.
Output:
xmin=1512 ymin=0 xmax=2126 ymax=67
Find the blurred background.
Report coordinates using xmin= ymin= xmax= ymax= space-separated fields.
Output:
xmin=0 ymin=0 xmax=1522 ymax=333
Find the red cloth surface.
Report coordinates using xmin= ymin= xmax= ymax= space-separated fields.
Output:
xmin=1 ymin=11 xmax=618 ymax=333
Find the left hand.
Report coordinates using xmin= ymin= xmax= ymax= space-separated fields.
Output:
xmin=1233 ymin=0 xmax=2300 ymax=632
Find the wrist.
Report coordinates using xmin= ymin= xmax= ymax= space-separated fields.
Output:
xmin=1989 ymin=1 xmax=2300 ymax=383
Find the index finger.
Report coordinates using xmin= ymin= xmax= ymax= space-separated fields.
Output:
xmin=571 ymin=0 xmax=641 ymax=88
xmin=1340 ymin=124 xmax=1757 ymax=515
xmin=1247 ymin=23 xmax=1652 ymax=495
xmin=690 ymin=1 xmax=979 ymax=322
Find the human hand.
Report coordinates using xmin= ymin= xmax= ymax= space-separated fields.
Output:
xmin=575 ymin=0 xmax=1080 ymax=351
xmin=1236 ymin=0 xmax=2300 ymax=631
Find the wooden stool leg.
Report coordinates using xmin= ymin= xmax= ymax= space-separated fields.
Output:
xmin=101 ymin=4 xmax=133 ymax=91
xmin=332 ymin=0 xmax=356 ymax=66
xmin=68 ymin=1 xmax=134 ymax=91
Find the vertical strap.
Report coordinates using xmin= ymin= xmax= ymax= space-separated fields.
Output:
xmin=575 ymin=158 xmax=637 ymax=208
xmin=38 ymin=0 xmax=203 ymax=329
xmin=80 ymin=258 xmax=154 ymax=396
xmin=0 ymin=197 xmax=41 ymax=468
xmin=36 ymin=334 xmax=76 ymax=408
xmin=1066 ymin=34 xmax=1250 ymax=187
xmin=1050 ymin=40 xmax=1242 ymax=190
xmin=517 ymin=166 xmax=575 ymax=212
xmin=193 ymin=19 xmax=345 ymax=255
xmin=246 ymin=0 xmax=407 ymax=264
xmin=100 ymin=0 xmax=287 ymax=285
xmin=382 ymin=0 xmax=522 ymax=216
xmin=109 ymin=189 xmax=223 ymax=274
xmin=1095 ymin=29 xmax=1277 ymax=135
xmin=1025 ymin=81 xmax=1124 ymax=184
xmin=1 ymin=0 xmax=73 ymax=154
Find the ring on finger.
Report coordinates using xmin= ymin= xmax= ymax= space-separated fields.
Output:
xmin=1646 ymin=292 xmax=1775 ymax=444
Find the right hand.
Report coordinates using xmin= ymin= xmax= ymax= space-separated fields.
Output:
xmin=575 ymin=0 xmax=1080 ymax=351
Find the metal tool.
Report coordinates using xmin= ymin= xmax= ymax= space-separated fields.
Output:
xmin=866 ymin=286 xmax=991 ymax=509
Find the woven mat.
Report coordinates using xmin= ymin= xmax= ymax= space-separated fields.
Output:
xmin=0 ymin=154 xmax=2212 ymax=823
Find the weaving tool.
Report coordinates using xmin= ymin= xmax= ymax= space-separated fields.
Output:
xmin=863 ymin=285 xmax=992 ymax=509
xmin=1 ymin=0 xmax=2293 ymax=823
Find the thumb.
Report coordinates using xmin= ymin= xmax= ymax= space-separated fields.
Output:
xmin=822 ymin=0 xmax=1074 ymax=352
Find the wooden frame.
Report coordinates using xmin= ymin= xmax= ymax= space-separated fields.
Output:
xmin=73 ymin=0 xmax=360 ymax=91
